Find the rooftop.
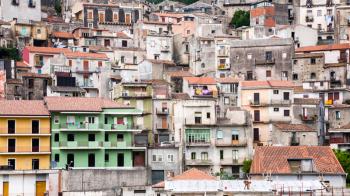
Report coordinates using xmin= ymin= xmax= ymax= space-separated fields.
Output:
xmin=184 ymin=77 xmax=216 ymax=85
xmin=250 ymin=146 xmax=345 ymax=174
xmin=51 ymin=32 xmax=74 ymax=39
xmin=0 ymin=100 xmax=49 ymax=116
xmin=25 ymin=46 xmax=71 ymax=54
xmin=64 ymin=51 xmax=109 ymax=60
xmin=241 ymin=80 xmax=294 ymax=89
xmin=296 ymin=43 xmax=350 ymax=53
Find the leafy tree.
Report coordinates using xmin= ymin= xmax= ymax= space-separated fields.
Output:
xmin=333 ymin=149 xmax=350 ymax=183
xmin=230 ymin=10 xmax=250 ymax=28
xmin=0 ymin=48 xmax=21 ymax=61
xmin=215 ymin=171 xmax=236 ymax=180
xmin=54 ymin=0 xmax=62 ymax=16
xmin=242 ymin=159 xmax=252 ymax=174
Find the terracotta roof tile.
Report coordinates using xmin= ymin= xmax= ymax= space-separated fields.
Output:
xmin=171 ymin=93 xmax=190 ymax=100
xmin=116 ymin=32 xmax=131 ymax=39
xmin=52 ymin=31 xmax=74 ymax=39
xmin=295 ymin=43 xmax=350 ymax=53
xmin=216 ymin=77 xmax=241 ymax=83
xmin=16 ymin=61 xmax=30 ymax=67
xmin=25 ymin=46 xmax=71 ymax=54
xmin=20 ymin=73 xmax=51 ymax=78
xmin=146 ymin=59 xmax=176 ymax=66
xmin=274 ymin=123 xmax=315 ymax=132
xmin=250 ymin=146 xmax=345 ymax=174
xmin=184 ymin=77 xmax=216 ymax=85
xmin=45 ymin=97 xmax=130 ymax=112
xmin=0 ymin=100 xmax=49 ymax=116
xmin=64 ymin=52 xmax=109 ymax=60
xmin=241 ymin=80 xmax=294 ymax=88
xmin=166 ymin=71 xmax=193 ymax=78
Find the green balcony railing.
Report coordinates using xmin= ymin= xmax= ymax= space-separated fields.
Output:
xmin=59 ymin=141 xmax=103 ymax=149
xmin=59 ymin=123 xmax=101 ymax=130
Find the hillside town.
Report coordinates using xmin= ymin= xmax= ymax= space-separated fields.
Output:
xmin=1 ymin=0 xmax=350 ymax=195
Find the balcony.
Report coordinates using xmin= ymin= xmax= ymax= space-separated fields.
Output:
xmin=34 ymin=61 xmax=44 ymax=68
xmin=220 ymin=158 xmax=243 ymax=165
xmin=217 ymin=49 xmax=229 ymax=57
xmin=0 ymin=146 xmax=51 ymax=154
xmin=121 ymin=91 xmax=152 ymax=98
xmin=186 ymin=159 xmax=213 ymax=166
xmin=217 ymin=64 xmax=230 ymax=70
xmin=156 ymin=108 xmax=169 ymax=115
xmin=184 ymin=118 xmax=215 ymax=126
xmin=255 ymin=58 xmax=275 ymax=66
xmin=299 ymin=114 xmax=317 ymax=122
xmin=0 ymin=127 xmax=51 ymax=136
xmin=156 ymin=123 xmax=169 ymax=130
xmin=75 ymin=67 xmax=100 ymax=74
xmin=59 ymin=123 xmax=102 ymax=131
xmin=58 ymin=141 xmax=103 ymax=149
xmin=103 ymin=141 xmax=133 ymax=149
xmin=192 ymin=88 xmax=215 ymax=98
xmin=270 ymin=99 xmax=292 ymax=106
xmin=306 ymin=16 xmax=314 ymax=22
xmin=186 ymin=141 xmax=211 ymax=147
xmin=215 ymin=140 xmax=247 ymax=147
xmin=103 ymin=124 xmax=142 ymax=132
xmin=76 ymin=81 xmax=95 ymax=88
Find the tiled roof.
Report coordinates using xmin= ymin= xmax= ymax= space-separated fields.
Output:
xmin=20 ymin=73 xmax=51 ymax=78
xmin=324 ymin=63 xmax=346 ymax=68
xmin=216 ymin=77 xmax=240 ymax=83
xmin=154 ymin=12 xmax=185 ymax=18
xmin=116 ymin=32 xmax=131 ymax=39
xmin=152 ymin=168 xmax=216 ymax=188
xmin=171 ymin=93 xmax=190 ymax=100
xmin=64 ymin=52 xmax=109 ymax=60
xmin=0 ymin=100 xmax=49 ymax=116
xmin=294 ymin=53 xmax=324 ymax=58
xmin=45 ymin=97 xmax=130 ymax=112
xmin=166 ymin=70 xmax=193 ymax=77
xmin=241 ymin=80 xmax=294 ymax=88
xmin=295 ymin=43 xmax=350 ymax=53
xmin=25 ymin=46 xmax=71 ymax=54
xmin=16 ymin=61 xmax=30 ymax=67
xmin=52 ymin=31 xmax=74 ymax=39
xmin=250 ymin=146 xmax=345 ymax=174
xmin=184 ymin=77 xmax=216 ymax=85
xmin=274 ymin=123 xmax=315 ymax=132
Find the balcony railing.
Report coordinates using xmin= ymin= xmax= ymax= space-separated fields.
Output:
xmin=156 ymin=108 xmax=169 ymax=115
xmin=255 ymin=58 xmax=275 ymax=66
xmin=59 ymin=123 xmax=101 ymax=130
xmin=220 ymin=158 xmax=244 ymax=165
xmin=270 ymin=99 xmax=292 ymax=106
xmin=215 ymin=140 xmax=247 ymax=147
xmin=121 ymin=91 xmax=152 ymax=98
xmin=0 ymin=146 xmax=50 ymax=153
xmin=299 ymin=114 xmax=317 ymax=122
xmin=59 ymin=141 xmax=103 ymax=149
xmin=217 ymin=49 xmax=229 ymax=57
xmin=156 ymin=123 xmax=169 ymax=130
xmin=76 ymin=81 xmax=94 ymax=88
xmin=184 ymin=118 xmax=215 ymax=126
xmin=250 ymin=100 xmax=291 ymax=106
xmin=186 ymin=141 xmax=211 ymax=146
xmin=186 ymin=159 xmax=213 ymax=166
xmin=103 ymin=124 xmax=142 ymax=131
xmin=217 ymin=64 xmax=230 ymax=70
xmin=103 ymin=141 xmax=132 ymax=148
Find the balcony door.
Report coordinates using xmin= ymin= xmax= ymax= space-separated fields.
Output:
xmin=8 ymin=139 xmax=15 ymax=152
xmin=32 ymin=138 xmax=39 ymax=152
xmin=117 ymin=153 xmax=124 ymax=167
xmin=253 ymin=93 xmax=259 ymax=105
xmin=254 ymin=110 xmax=260 ymax=122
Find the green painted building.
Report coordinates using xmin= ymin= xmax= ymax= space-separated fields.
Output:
xmin=45 ymin=97 xmax=146 ymax=169
xmin=113 ymin=82 xmax=153 ymax=146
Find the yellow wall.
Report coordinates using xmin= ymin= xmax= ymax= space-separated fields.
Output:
xmin=0 ymin=117 xmax=50 ymax=170
xmin=0 ymin=155 xmax=50 ymax=170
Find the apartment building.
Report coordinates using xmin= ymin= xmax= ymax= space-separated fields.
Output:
xmin=240 ymin=80 xmax=294 ymax=146
xmin=0 ymin=0 xmax=41 ymax=22
xmin=45 ymin=97 xmax=145 ymax=169
xmin=329 ymin=104 xmax=350 ymax=150
xmin=335 ymin=4 xmax=350 ymax=43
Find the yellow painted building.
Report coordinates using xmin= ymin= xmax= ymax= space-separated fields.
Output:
xmin=0 ymin=100 xmax=50 ymax=170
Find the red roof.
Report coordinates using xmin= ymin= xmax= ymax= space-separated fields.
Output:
xmin=296 ymin=43 xmax=350 ymax=53
xmin=45 ymin=97 xmax=130 ymax=112
xmin=116 ymin=32 xmax=131 ymax=39
xmin=0 ymin=100 xmax=49 ymax=116
xmin=216 ymin=77 xmax=240 ymax=83
xmin=166 ymin=71 xmax=193 ymax=78
xmin=16 ymin=61 xmax=30 ymax=67
xmin=64 ymin=52 xmax=108 ymax=60
xmin=250 ymin=146 xmax=345 ymax=174
xmin=52 ymin=31 xmax=74 ymax=39
xmin=152 ymin=168 xmax=216 ymax=188
xmin=241 ymin=80 xmax=294 ymax=88
xmin=184 ymin=77 xmax=216 ymax=85
xmin=25 ymin=46 xmax=71 ymax=54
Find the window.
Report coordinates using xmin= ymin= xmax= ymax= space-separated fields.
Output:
xmin=54 ymin=133 xmax=59 ymax=142
xmin=265 ymin=51 xmax=273 ymax=61
xmin=8 ymin=159 xmax=15 ymax=170
xmin=154 ymin=54 xmax=159 ymax=60
xmin=121 ymin=56 xmax=125 ymax=63
xmin=122 ymin=40 xmax=128 ymax=47
xmin=113 ymin=12 xmax=119 ymax=22
xmin=117 ymin=134 xmax=124 ymax=141
xmin=32 ymin=159 xmax=39 ymax=170
xmin=336 ymin=111 xmax=341 ymax=120
xmin=282 ymin=71 xmax=288 ymax=78
xmin=284 ymin=110 xmax=290 ymax=117
xmin=54 ymin=116 xmax=59 ymax=124
xmin=125 ymin=13 xmax=131 ymax=24
xmin=105 ymin=134 xmax=109 ymax=141
xmin=54 ymin=154 xmax=59 ymax=162
xmin=167 ymin=154 xmax=174 ymax=162
xmin=87 ymin=10 xmax=93 ymax=20
xmin=220 ymin=150 xmax=224 ymax=160
xmin=283 ymin=92 xmax=290 ymax=100
xmin=105 ymin=153 xmax=109 ymax=162
xmin=253 ymin=128 xmax=259 ymax=142
xmin=98 ymin=11 xmax=105 ymax=23
xmin=32 ymin=138 xmax=39 ymax=152
xmin=191 ymin=152 xmax=196 ymax=160
xmin=8 ymin=120 xmax=15 ymax=134
xmin=232 ymin=130 xmax=239 ymax=141
xmin=32 ymin=120 xmax=39 ymax=134
xmin=310 ymin=58 xmax=316 ymax=64
xmin=206 ymin=112 xmax=210 ymax=119
xmin=88 ymin=153 xmax=95 ymax=167
xmin=201 ymin=152 xmax=208 ymax=160
xmin=201 ymin=63 xmax=205 ymax=68
xmin=317 ymin=10 xmax=322 ymax=16
xmin=293 ymin=73 xmax=298 ymax=80
xmin=274 ymin=108 xmax=279 ymax=112
xmin=266 ymin=70 xmax=271 ymax=77
xmin=67 ymin=116 xmax=75 ymax=124
xmin=133 ymin=56 xmax=137 ymax=64
xmin=67 ymin=134 xmax=74 ymax=141
xmin=87 ymin=117 xmax=95 ymax=124
xmin=217 ymin=130 xmax=223 ymax=139
xmin=224 ymin=97 xmax=230 ymax=105
xmin=8 ymin=139 xmax=16 ymax=152
xmin=320 ymin=81 xmax=324 ymax=86
xmin=247 ymin=71 xmax=253 ymax=80
xmin=310 ymin=72 xmax=316 ymax=79
xmin=88 ymin=134 xmax=95 ymax=141
xmin=28 ymin=79 xmax=34 ymax=89
xmin=273 ymin=90 xmax=279 ymax=94
xmin=67 ymin=154 xmax=74 ymax=167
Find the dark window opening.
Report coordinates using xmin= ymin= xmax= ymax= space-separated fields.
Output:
xmin=32 ymin=120 xmax=39 ymax=134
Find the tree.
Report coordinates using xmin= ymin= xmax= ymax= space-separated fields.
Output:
xmin=242 ymin=159 xmax=252 ymax=174
xmin=54 ymin=0 xmax=62 ymax=16
xmin=333 ymin=149 xmax=350 ymax=183
xmin=230 ymin=10 xmax=250 ymax=28
xmin=0 ymin=48 xmax=21 ymax=61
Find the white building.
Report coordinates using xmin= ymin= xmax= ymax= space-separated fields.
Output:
xmin=0 ymin=0 xmax=41 ymax=22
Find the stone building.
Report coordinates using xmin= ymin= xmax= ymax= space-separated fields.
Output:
xmin=0 ymin=0 xmax=41 ymax=22
xmin=271 ymin=123 xmax=318 ymax=146
xmin=230 ymin=38 xmax=294 ymax=81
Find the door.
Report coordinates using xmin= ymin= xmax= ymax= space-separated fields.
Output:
xmin=253 ymin=93 xmax=259 ymax=105
xmin=3 ymin=182 xmax=8 ymax=196
xmin=253 ymin=128 xmax=260 ymax=142
xmin=83 ymin=61 xmax=89 ymax=71
xmin=32 ymin=138 xmax=39 ymax=152
xmin=88 ymin=153 xmax=95 ymax=167
xmin=8 ymin=139 xmax=15 ymax=152
xmin=117 ymin=153 xmax=124 ymax=167
xmin=35 ymin=181 xmax=46 ymax=196
xmin=67 ymin=154 xmax=74 ymax=167
xmin=133 ymin=151 xmax=145 ymax=167
xmin=162 ymin=117 xmax=167 ymax=129
xmin=254 ymin=110 xmax=260 ymax=122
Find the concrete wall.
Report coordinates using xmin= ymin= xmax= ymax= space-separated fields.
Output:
xmin=0 ymin=0 xmax=41 ymax=22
